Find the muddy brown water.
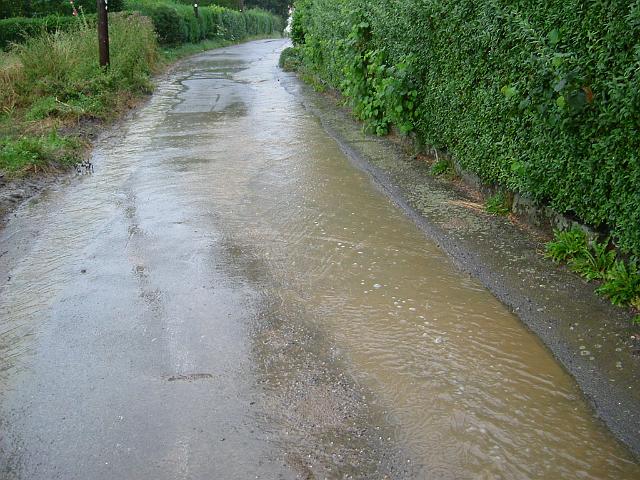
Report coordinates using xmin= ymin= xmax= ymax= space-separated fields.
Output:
xmin=1 ymin=39 xmax=639 ymax=478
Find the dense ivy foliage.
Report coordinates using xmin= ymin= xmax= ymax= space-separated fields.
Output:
xmin=291 ymin=0 xmax=640 ymax=255
xmin=0 ymin=0 xmax=124 ymax=19
xmin=127 ymin=0 xmax=282 ymax=45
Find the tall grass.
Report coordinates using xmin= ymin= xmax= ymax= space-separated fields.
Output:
xmin=10 ymin=12 xmax=157 ymax=119
xmin=1 ymin=5 xmax=280 ymax=177
xmin=0 ymin=52 xmax=21 ymax=111
xmin=0 ymin=12 xmax=158 ymax=175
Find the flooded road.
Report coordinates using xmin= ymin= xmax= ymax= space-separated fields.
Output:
xmin=1 ymin=39 xmax=639 ymax=478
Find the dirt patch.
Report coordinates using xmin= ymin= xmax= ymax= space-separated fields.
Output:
xmin=0 ymin=175 xmax=56 ymax=224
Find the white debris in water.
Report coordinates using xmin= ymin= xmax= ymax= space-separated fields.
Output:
xmin=434 ymin=336 xmax=444 ymax=344
xmin=373 ymin=284 xmax=382 ymax=289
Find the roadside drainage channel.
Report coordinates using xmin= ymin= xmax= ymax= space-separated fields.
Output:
xmin=280 ymin=73 xmax=640 ymax=459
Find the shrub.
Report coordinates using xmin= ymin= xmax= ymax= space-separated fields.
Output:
xmin=291 ymin=0 xmax=640 ymax=256
xmin=0 ymin=1 xmax=124 ymax=19
xmin=0 ymin=15 xmax=94 ymax=50
xmin=176 ymin=0 xmax=242 ymax=9
xmin=126 ymin=0 xmax=282 ymax=45
xmin=279 ymin=46 xmax=302 ymax=71
xmin=290 ymin=0 xmax=310 ymax=45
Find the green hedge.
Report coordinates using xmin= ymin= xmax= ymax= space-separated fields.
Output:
xmin=0 ymin=1 xmax=124 ymax=19
xmin=126 ymin=0 xmax=282 ymax=45
xmin=176 ymin=0 xmax=242 ymax=9
xmin=0 ymin=15 xmax=95 ymax=50
xmin=291 ymin=0 xmax=640 ymax=256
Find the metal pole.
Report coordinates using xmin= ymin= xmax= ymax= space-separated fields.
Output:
xmin=194 ymin=3 xmax=199 ymax=18
xmin=97 ymin=0 xmax=110 ymax=68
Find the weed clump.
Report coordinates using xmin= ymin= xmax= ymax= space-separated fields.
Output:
xmin=596 ymin=259 xmax=640 ymax=307
xmin=0 ymin=132 xmax=81 ymax=173
xmin=545 ymin=227 xmax=588 ymax=263
xmin=279 ymin=47 xmax=302 ymax=72
xmin=430 ymin=159 xmax=451 ymax=176
xmin=485 ymin=192 xmax=511 ymax=216
xmin=545 ymin=227 xmax=640 ymax=321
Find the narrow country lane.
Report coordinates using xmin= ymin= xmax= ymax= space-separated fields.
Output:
xmin=1 ymin=39 xmax=639 ymax=479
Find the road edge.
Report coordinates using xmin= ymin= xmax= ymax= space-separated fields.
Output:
xmin=279 ymin=70 xmax=640 ymax=460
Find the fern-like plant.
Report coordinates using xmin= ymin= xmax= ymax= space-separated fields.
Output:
xmin=544 ymin=227 xmax=588 ymax=263
xmin=596 ymin=258 xmax=640 ymax=306
xmin=568 ymin=239 xmax=616 ymax=281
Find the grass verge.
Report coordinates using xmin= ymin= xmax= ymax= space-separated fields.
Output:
xmin=0 ymin=12 xmax=280 ymax=180
xmin=1 ymin=12 xmax=157 ymax=177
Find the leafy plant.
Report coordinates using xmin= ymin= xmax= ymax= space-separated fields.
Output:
xmin=430 ymin=159 xmax=451 ymax=176
xmin=568 ymin=239 xmax=616 ymax=281
xmin=544 ymin=227 xmax=588 ymax=263
xmin=596 ymin=258 xmax=640 ymax=306
xmin=485 ymin=192 xmax=511 ymax=216
xmin=279 ymin=46 xmax=302 ymax=71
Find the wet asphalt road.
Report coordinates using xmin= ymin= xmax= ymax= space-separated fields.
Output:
xmin=0 ymin=40 xmax=300 ymax=480
xmin=1 ymin=39 xmax=640 ymax=479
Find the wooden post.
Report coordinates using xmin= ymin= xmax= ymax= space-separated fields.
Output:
xmin=97 ymin=0 xmax=110 ymax=68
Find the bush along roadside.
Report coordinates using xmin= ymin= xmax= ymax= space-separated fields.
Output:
xmin=286 ymin=0 xmax=640 ymax=258
xmin=125 ymin=0 xmax=283 ymax=46
xmin=1 ymin=4 xmax=282 ymax=180
xmin=0 ymin=0 xmax=124 ymax=20
xmin=545 ymin=228 xmax=640 ymax=324
xmin=0 ymin=14 xmax=96 ymax=50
